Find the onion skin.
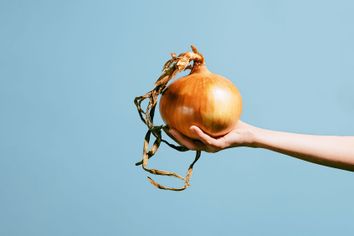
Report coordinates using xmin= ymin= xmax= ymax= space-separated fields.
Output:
xmin=159 ymin=65 xmax=242 ymax=139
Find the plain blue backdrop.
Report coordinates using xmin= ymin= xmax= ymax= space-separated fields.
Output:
xmin=1 ymin=0 xmax=354 ymax=235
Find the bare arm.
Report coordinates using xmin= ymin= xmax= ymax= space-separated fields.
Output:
xmin=254 ymin=127 xmax=354 ymax=171
xmin=167 ymin=121 xmax=354 ymax=172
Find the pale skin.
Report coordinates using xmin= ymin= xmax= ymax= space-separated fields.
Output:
xmin=167 ymin=121 xmax=354 ymax=172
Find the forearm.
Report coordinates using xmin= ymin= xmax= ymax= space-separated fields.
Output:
xmin=253 ymin=128 xmax=354 ymax=171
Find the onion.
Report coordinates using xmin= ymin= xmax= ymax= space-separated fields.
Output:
xmin=134 ymin=46 xmax=242 ymax=191
xmin=159 ymin=64 xmax=242 ymax=139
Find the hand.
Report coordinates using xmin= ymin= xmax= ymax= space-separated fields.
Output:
xmin=165 ymin=121 xmax=258 ymax=153
xmin=166 ymin=120 xmax=354 ymax=171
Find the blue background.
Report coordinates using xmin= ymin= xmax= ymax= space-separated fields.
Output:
xmin=1 ymin=0 xmax=354 ymax=235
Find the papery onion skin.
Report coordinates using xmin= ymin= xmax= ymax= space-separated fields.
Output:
xmin=159 ymin=65 xmax=242 ymax=139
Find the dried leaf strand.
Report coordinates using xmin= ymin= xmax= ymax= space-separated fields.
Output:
xmin=134 ymin=46 xmax=204 ymax=191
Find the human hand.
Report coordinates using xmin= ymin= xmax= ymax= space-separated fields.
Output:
xmin=165 ymin=118 xmax=354 ymax=171
xmin=165 ymin=121 xmax=258 ymax=153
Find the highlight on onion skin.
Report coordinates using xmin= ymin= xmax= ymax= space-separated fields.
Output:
xmin=159 ymin=64 xmax=242 ymax=139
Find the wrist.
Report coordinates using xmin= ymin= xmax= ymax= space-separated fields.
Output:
xmin=247 ymin=125 xmax=268 ymax=148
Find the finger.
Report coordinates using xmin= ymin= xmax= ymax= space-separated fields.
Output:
xmin=163 ymin=126 xmax=179 ymax=143
xmin=190 ymin=126 xmax=218 ymax=146
xmin=165 ymin=127 xmax=206 ymax=151
xmin=169 ymin=129 xmax=200 ymax=150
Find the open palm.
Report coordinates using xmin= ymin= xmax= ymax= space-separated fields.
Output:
xmin=166 ymin=121 xmax=257 ymax=153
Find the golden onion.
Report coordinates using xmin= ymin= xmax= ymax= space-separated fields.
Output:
xmin=159 ymin=64 xmax=242 ymax=139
